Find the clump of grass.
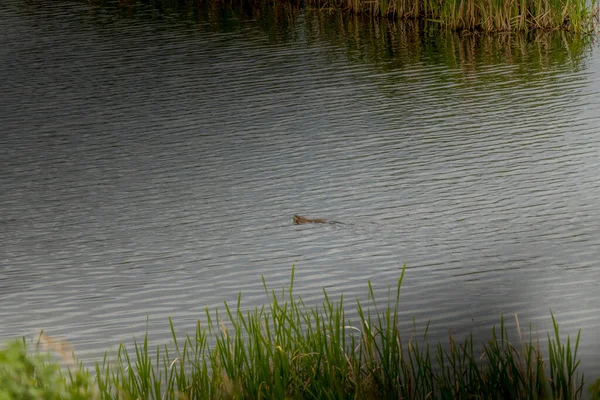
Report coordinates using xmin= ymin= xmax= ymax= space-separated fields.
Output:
xmin=0 ymin=264 xmax=592 ymax=399
xmin=305 ymin=0 xmax=599 ymax=31
xmin=88 ymin=264 xmax=591 ymax=399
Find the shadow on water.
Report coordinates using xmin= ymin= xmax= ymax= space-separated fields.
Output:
xmin=308 ymin=16 xmax=594 ymax=74
xmin=62 ymin=0 xmax=594 ymax=75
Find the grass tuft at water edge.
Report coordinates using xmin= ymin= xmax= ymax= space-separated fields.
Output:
xmin=2 ymin=264 xmax=599 ymax=399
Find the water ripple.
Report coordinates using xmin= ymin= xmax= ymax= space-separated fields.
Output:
xmin=1 ymin=0 xmax=600 ymax=374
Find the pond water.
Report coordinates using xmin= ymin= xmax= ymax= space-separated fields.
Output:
xmin=1 ymin=0 xmax=600 ymax=374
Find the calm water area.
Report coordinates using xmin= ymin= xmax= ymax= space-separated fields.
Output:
xmin=1 ymin=0 xmax=600 ymax=374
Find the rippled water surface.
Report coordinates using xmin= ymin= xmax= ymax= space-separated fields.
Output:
xmin=1 ymin=0 xmax=600 ymax=372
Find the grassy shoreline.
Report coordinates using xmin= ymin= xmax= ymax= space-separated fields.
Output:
xmin=2 ymin=265 xmax=600 ymax=399
xmin=94 ymin=0 xmax=600 ymax=32
xmin=304 ymin=0 xmax=600 ymax=32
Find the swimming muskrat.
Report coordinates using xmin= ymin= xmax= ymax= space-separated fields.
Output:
xmin=293 ymin=215 xmax=329 ymax=224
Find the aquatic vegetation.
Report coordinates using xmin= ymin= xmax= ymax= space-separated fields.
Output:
xmin=90 ymin=0 xmax=599 ymax=32
xmin=6 ymin=264 xmax=597 ymax=399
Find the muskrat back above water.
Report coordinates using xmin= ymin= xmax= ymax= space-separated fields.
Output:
xmin=293 ymin=215 xmax=328 ymax=224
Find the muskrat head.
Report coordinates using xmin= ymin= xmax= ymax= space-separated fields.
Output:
xmin=293 ymin=215 xmax=328 ymax=224
xmin=293 ymin=215 xmax=309 ymax=224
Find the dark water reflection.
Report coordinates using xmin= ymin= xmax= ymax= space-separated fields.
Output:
xmin=1 ymin=0 xmax=599 ymax=374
